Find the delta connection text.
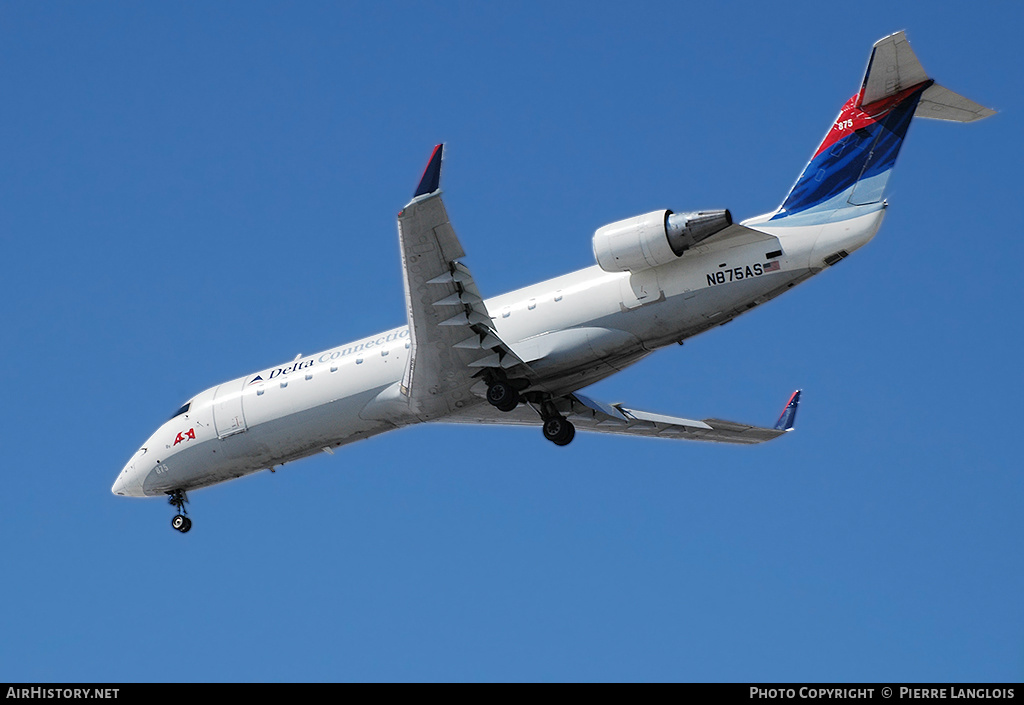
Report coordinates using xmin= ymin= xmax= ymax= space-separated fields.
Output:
xmin=750 ymin=687 xmax=1015 ymax=699
xmin=253 ymin=328 xmax=410 ymax=382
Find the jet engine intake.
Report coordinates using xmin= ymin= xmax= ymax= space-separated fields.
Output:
xmin=593 ymin=209 xmax=732 ymax=273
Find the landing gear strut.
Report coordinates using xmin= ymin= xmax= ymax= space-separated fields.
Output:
xmin=168 ymin=490 xmax=192 ymax=533
xmin=486 ymin=380 xmax=520 ymax=412
xmin=542 ymin=415 xmax=575 ymax=446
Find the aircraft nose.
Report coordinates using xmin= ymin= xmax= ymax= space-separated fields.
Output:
xmin=112 ymin=458 xmax=145 ymax=497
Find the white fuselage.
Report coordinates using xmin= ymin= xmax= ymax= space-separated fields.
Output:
xmin=111 ymin=206 xmax=884 ymax=498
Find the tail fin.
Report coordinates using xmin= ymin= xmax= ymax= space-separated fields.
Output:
xmin=769 ymin=32 xmax=995 ymax=225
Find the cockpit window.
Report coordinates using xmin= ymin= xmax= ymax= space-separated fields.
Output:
xmin=170 ymin=402 xmax=191 ymax=420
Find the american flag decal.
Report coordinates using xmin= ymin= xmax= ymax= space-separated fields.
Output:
xmin=764 ymin=261 xmax=781 ymax=272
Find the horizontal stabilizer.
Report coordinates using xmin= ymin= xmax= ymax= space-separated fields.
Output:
xmin=916 ymin=83 xmax=996 ymax=122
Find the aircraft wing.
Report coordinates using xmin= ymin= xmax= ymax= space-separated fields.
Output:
xmin=442 ymin=390 xmax=801 ymax=445
xmin=396 ymin=145 xmax=533 ymax=421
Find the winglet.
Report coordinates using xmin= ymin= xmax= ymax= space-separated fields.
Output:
xmin=773 ymin=390 xmax=801 ymax=431
xmin=413 ymin=144 xmax=444 ymax=198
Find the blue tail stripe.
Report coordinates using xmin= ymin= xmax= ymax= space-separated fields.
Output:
xmin=772 ymin=90 xmax=923 ymax=220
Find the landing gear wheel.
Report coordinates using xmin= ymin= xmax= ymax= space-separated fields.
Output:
xmin=542 ymin=416 xmax=575 ymax=446
xmin=486 ymin=380 xmax=520 ymax=412
xmin=168 ymin=489 xmax=191 ymax=533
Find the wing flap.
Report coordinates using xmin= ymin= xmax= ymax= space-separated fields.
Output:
xmin=614 ymin=405 xmax=712 ymax=430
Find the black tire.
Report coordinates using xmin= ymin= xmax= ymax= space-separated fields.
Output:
xmin=487 ymin=381 xmax=519 ymax=411
xmin=179 ymin=517 xmax=192 ymax=533
xmin=543 ymin=416 xmax=575 ymax=445
xmin=553 ymin=422 xmax=575 ymax=446
xmin=171 ymin=515 xmax=186 ymax=531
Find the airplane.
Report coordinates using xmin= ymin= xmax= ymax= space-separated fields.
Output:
xmin=112 ymin=32 xmax=994 ymax=532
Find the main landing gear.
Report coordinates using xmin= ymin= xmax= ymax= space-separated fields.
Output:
xmin=538 ymin=397 xmax=575 ymax=446
xmin=542 ymin=414 xmax=575 ymax=446
xmin=486 ymin=380 xmax=520 ymax=412
xmin=487 ymin=380 xmax=575 ymax=446
xmin=168 ymin=490 xmax=192 ymax=533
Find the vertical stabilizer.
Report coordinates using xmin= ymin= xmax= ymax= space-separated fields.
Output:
xmin=767 ymin=32 xmax=994 ymax=227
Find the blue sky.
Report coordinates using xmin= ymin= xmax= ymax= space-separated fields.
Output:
xmin=1 ymin=1 xmax=1021 ymax=683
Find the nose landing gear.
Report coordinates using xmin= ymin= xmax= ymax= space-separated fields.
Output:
xmin=168 ymin=490 xmax=192 ymax=533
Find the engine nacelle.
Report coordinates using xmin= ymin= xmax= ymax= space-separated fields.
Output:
xmin=593 ymin=209 xmax=732 ymax=273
